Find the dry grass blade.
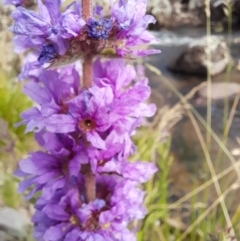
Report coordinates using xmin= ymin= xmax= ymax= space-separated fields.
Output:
xmin=186 ymin=106 xmax=236 ymax=237
xmin=145 ymin=63 xmax=240 ymax=179
xmin=176 ymin=182 xmax=239 ymax=241
xmin=163 ymin=160 xmax=240 ymax=210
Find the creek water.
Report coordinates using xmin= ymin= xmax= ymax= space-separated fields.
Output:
xmin=146 ymin=27 xmax=240 ymax=221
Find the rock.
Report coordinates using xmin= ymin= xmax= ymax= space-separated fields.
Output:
xmin=0 ymin=208 xmax=28 ymax=241
xmin=147 ymin=0 xmax=240 ymax=29
xmin=167 ymin=36 xmax=232 ymax=76
xmin=198 ymin=82 xmax=240 ymax=100
xmin=233 ymin=0 xmax=240 ymax=24
xmin=148 ymin=0 xmax=203 ymax=28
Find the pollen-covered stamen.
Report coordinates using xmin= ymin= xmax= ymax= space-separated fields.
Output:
xmin=70 ymin=215 xmax=79 ymax=225
xmin=38 ymin=43 xmax=58 ymax=65
xmin=78 ymin=118 xmax=96 ymax=132
xmin=101 ymin=222 xmax=111 ymax=230
xmin=84 ymin=212 xmax=100 ymax=231
xmin=87 ymin=18 xmax=112 ymax=39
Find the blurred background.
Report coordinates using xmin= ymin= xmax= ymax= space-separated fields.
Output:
xmin=0 ymin=0 xmax=240 ymax=240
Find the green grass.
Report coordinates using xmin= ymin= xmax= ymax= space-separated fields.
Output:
xmin=0 ymin=69 xmax=34 ymax=209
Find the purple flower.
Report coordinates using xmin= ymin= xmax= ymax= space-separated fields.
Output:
xmin=33 ymin=189 xmax=82 ymax=241
xmin=123 ymin=162 xmax=158 ymax=183
xmin=10 ymin=0 xmax=85 ymax=59
xmin=110 ymin=0 xmax=161 ymax=57
xmin=15 ymin=148 xmax=87 ymax=199
xmin=95 ymin=59 xmax=156 ymax=120
xmin=45 ymin=86 xmax=114 ymax=149
xmin=87 ymin=18 xmax=112 ymax=39
xmin=16 ymin=151 xmax=67 ymax=199
xmin=87 ymin=131 xmax=126 ymax=173
xmin=18 ymin=52 xmax=42 ymax=81
xmin=15 ymin=130 xmax=89 ymax=199
xmin=93 ymin=59 xmax=157 ymax=133
xmin=93 ymin=58 xmax=136 ymax=97
xmin=31 ymin=173 xmax=151 ymax=241
xmin=17 ymin=67 xmax=80 ymax=132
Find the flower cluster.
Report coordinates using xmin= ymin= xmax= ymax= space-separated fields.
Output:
xmin=10 ymin=0 xmax=160 ymax=240
xmin=9 ymin=0 xmax=160 ymax=78
xmin=16 ymin=59 xmax=157 ymax=240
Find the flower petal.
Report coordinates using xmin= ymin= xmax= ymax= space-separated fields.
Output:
xmin=86 ymin=132 xmax=106 ymax=150
xmin=45 ymin=114 xmax=76 ymax=133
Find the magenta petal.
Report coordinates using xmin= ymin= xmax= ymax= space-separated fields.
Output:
xmin=144 ymin=103 xmax=157 ymax=117
xmin=64 ymin=229 xmax=79 ymax=241
xmin=23 ymin=82 xmax=50 ymax=104
xmin=45 ymin=114 xmax=76 ymax=133
xmin=86 ymin=132 xmax=106 ymax=150
xmin=43 ymin=223 xmax=67 ymax=241
xmin=133 ymin=49 xmax=161 ymax=57
xmin=89 ymin=86 xmax=114 ymax=107
xmin=18 ymin=178 xmax=34 ymax=193
xmin=123 ymin=162 xmax=158 ymax=183
xmin=34 ymin=171 xmax=57 ymax=184
xmin=19 ymin=158 xmax=38 ymax=174
xmin=43 ymin=0 xmax=60 ymax=22
xmin=44 ymin=205 xmax=69 ymax=221
xmin=69 ymin=156 xmax=81 ymax=176
xmin=42 ymin=178 xmax=65 ymax=200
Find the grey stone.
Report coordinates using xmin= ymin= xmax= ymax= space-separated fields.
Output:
xmin=0 ymin=208 xmax=28 ymax=241
xmin=167 ymin=36 xmax=232 ymax=76
xmin=198 ymin=82 xmax=240 ymax=100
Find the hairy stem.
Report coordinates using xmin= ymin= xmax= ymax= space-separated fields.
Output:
xmin=84 ymin=165 xmax=96 ymax=203
xmin=82 ymin=0 xmax=95 ymax=202
xmin=82 ymin=0 xmax=92 ymax=21
xmin=83 ymin=55 xmax=93 ymax=88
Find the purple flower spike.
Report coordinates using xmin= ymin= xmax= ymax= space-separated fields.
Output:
xmin=11 ymin=0 xmax=159 ymax=240
xmin=15 ymin=57 xmax=157 ymax=240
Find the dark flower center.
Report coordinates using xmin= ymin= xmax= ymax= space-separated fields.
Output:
xmin=78 ymin=118 xmax=96 ymax=132
xmin=87 ymin=18 xmax=112 ymax=40
xmin=38 ymin=43 xmax=58 ymax=65
xmin=59 ymin=102 xmax=68 ymax=114
xmin=51 ymin=28 xmax=58 ymax=35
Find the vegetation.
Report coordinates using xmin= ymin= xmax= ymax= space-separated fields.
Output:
xmin=0 ymin=0 xmax=240 ymax=240
xmin=0 ymin=69 xmax=34 ymax=208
